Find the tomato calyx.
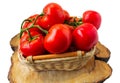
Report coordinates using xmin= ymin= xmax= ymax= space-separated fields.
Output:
xmin=27 ymin=33 xmax=40 ymax=42
xmin=64 ymin=17 xmax=83 ymax=27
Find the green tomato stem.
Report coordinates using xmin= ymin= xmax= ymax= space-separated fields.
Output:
xmin=32 ymin=15 xmax=40 ymax=25
xmin=20 ymin=13 xmax=48 ymax=39
xmin=26 ymin=30 xmax=33 ymax=41
xmin=20 ymin=24 xmax=48 ymax=38
xmin=39 ymin=12 xmax=44 ymax=16
xmin=20 ymin=19 xmax=32 ymax=29
xmin=33 ymin=25 xmax=48 ymax=34
xmin=20 ymin=19 xmax=32 ymax=38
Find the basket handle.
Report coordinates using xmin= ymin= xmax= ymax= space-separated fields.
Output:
xmin=27 ymin=51 xmax=85 ymax=61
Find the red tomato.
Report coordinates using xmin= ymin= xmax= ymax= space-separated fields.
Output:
xmin=82 ymin=10 xmax=101 ymax=30
xmin=63 ymin=24 xmax=74 ymax=32
xmin=63 ymin=10 xmax=70 ymax=20
xmin=72 ymin=23 xmax=98 ymax=51
xmin=44 ymin=24 xmax=72 ymax=53
xmin=36 ymin=15 xmax=56 ymax=30
xmin=20 ymin=31 xmax=45 ymax=57
xmin=22 ymin=14 xmax=41 ymax=33
xmin=36 ymin=3 xmax=65 ymax=30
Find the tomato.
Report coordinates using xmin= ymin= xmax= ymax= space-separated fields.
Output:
xmin=36 ymin=3 xmax=65 ymax=30
xmin=63 ymin=10 xmax=70 ymax=20
xmin=43 ymin=3 xmax=65 ymax=21
xmin=22 ymin=14 xmax=41 ymax=33
xmin=44 ymin=24 xmax=72 ymax=53
xmin=29 ymin=14 xmax=39 ymax=19
xmin=36 ymin=15 xmax=56 ymax=30
xmin=82 ymin=10 xmax=101 ymax=30
xmin=20 ymin=31 xmax=45 ymax=57
xmin=72 ymin=23 xmax=98 ymax=51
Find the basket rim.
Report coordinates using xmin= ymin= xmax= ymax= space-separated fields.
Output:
xmin=18 ymin=47 xmax=96 ymax=64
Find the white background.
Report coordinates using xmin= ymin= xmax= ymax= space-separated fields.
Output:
xmin=0 ymin=0 xmax=119 ymax=83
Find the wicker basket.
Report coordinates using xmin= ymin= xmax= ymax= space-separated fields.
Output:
xmin=18 ymin=47 xmax=96 ymax=71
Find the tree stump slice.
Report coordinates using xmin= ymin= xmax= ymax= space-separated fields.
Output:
xmin=8 ymin=34 xmax=112 ymax=83
xmin=10 ymin=34 xmax=19 ymax=51
xmin=95 ymin=42 xmax=111 ymax=62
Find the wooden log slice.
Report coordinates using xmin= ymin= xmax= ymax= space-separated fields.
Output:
xmin=8 ymin=50 xmax=112 ymax=83
xmin=8 ymin=34 xmax=112 ymax=83
xmin=95 ymin=42 xmax=111 ymax=62
xmin=10 ymin=34 xmax=19 ymax=51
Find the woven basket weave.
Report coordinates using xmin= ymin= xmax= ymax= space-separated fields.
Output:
xmin=18 ymin=47 xmax=96 ymax=71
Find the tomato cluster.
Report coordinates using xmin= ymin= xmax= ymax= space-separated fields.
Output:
xmin=20 ymin=2 xmax=101 ymax=57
